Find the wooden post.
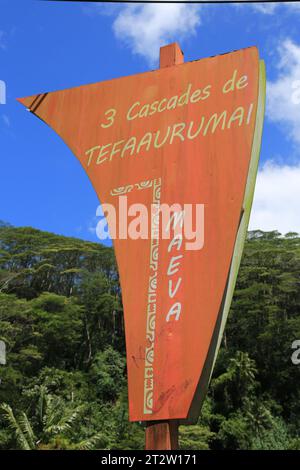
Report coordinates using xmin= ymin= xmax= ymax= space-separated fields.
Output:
xmin=145 ymin=420 xmax=179 ymax=450
xmin=144 ymin=43 xmax=184 ymax=451
xmin=159 ymin=42 xmax=184 ymax=68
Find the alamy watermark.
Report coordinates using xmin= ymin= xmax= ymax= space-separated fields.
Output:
xmin=291 ymin=340 xmax=300 ymax=365
xmin=0 ymin=80 xmax=6 ymax=105
xmin=94 ymin=198 xmax=205 ymax=251
xmin=0 ymin=340 xmax=6 ymax=365
xmin=291 ymin=80 xmax=300 ymax=105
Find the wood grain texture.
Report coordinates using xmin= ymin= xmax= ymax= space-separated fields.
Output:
xmin=145 ymin=420 xmax=179 ymax=450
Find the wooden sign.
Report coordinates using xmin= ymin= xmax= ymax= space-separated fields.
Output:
xmin=18 ymin=44 xmax=265 ymax=425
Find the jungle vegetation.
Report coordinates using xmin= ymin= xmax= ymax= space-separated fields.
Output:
xmin=0 ymin=221 xmax=299 ymax=450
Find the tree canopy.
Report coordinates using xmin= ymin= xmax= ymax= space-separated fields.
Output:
xmin=0 ymin=225 xmax=299 ymax=449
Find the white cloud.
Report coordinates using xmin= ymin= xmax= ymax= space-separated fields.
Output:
xmin=286 ymin=3 xmax=300 ymax=12
xmin=249 ymin=162 xmax=300 ymax=234
xmin=113 ymin=4 xmax=201 ymax=65
xmin=111 ymin=2 xmax=288 ymax=64
xmin=267 ymin=39 xmax=300 ymax=144
xmin=242 ymin=2 xmax=300 ymax=15
xmin=251 ymin=3 xmax=278 ymax=15
xmin=83 ymin=2 xmax=300 ymax=64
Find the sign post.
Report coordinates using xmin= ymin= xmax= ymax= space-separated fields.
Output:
xmin=144 ymin=43 xmax=184 ymax=451
xmin=17 ymin=42 xmax=265 ymax=450
xmin=146 ymin=419 xmax=179 ymax=450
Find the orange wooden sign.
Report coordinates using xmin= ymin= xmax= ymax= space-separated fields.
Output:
xmin=18 ymin=44 xmax=265 ymax=423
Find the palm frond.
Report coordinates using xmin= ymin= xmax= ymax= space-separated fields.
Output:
xmin=45 ymin=405 xmax=84 ymax=436
xmin=37 ymin=385 xmax=48 ymax=426
xmin=0 ymin=403 xmax=32 ymax=450
xmin=19 ymin=412 xmax=37 ymax=449
xmin=75 ymin=433 xmax=105 ymax=450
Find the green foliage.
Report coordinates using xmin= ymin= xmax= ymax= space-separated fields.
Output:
xmin=0 ymin=386 xmax=103 ymax=450
xmin=90 ymin=347 xmax=126 ymax=401
xmin=0 ymin=226 xmax=299 ymax=449
xmin=179 ymin=424 xmax=215 ymax=450
xmin=250 ymin=417 xmax=291 ymax=450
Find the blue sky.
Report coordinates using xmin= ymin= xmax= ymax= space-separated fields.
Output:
xmin=1 ymin=1 xmax=300 ymax=243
